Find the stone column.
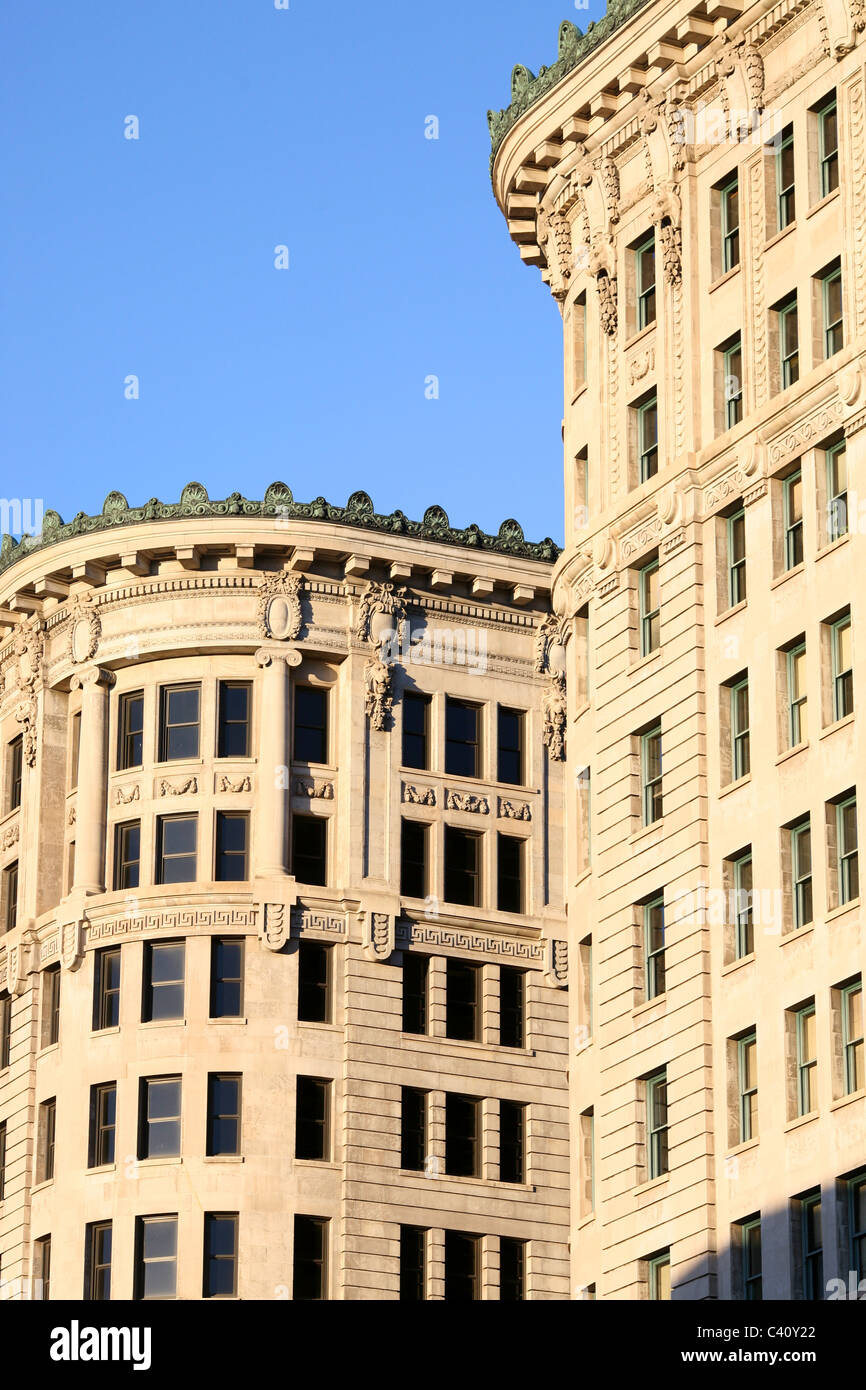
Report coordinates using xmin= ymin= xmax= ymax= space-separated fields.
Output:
xmin=70 ymin=667 xmax=114 ymax=895
xmin=254 ymin=647 xmax=302 ymax=878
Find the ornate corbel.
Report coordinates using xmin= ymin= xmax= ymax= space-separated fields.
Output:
xmin=650 ymin=182 xmax=683 ymax=287
xmin=588 ymin=236 xmax=617 ymax=337
xmin=535 ymin=614 xmax=568 ymax=763
xmin=362 ymin=910 xmax=396 ymax=963
xmin=258 ymin=567 xmax=304 ymax=641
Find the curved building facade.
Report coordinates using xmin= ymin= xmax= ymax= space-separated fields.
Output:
xmin=491 ymin=0 xmax=866 ymax=1298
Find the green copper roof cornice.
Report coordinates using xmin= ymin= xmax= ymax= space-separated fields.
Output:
xmin=488 ymin=2 xmax=653 ymax=169
xmin=0 ymin=481 xmax=560 ymax=579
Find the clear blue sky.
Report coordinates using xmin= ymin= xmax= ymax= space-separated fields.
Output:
xmin=1 ymin=0 xmax=606 ymax=545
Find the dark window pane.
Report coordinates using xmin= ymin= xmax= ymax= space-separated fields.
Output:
xmin=218 ymin=683 xmax=251 ymax=759
xmin=298 ymin=942 xmax=331 ymax=1024
xmin=93 ymin=948 xmax=121 ymax=1031
xmin=402 ymin=693 xmax=430 ymax=770
xmin=500 ymin=1237 xmax=526 ymax=1301
xmin=444 ymin=826 xmax=481 ymax=907
xmin=499 ymin=1101 xmax=525 ymax=1184
xmin=204 ymin=1215 xmax=238 ymax=1298
xmin=157 ymin=817 xmax=197 ymax=885
xmin=293 ymin=1215 xmax=327 ymax=1300
xmin=444 ymin=1231 xmax=479 ymax=1302
xmin=445 ymin=699 xmax=480 ymax=778
xmin=294 ymin=688 xmax=328 ymax=764
xmin=295 ymin=1077 xmax=330 ymax=1161
xmin=446 ymin=960 xmax=480 ymax=1042
xmin=207 ymin=1074 xmax=241 ymax=1156
xmin=211 ymin=938 xmax=244 ymax=1018
xmin=401 ymin=820 xmax=428 ymax=899
xmin=400 ymin=1226 xmax=426 ymax=1301
xmin=161 ymin=686 xmax=200 ymax=762
xmin=292 ymin=816 xmax=327 ymax=886
xmin=445 ymin=1094 xmax=479 ymax=1177
xmin=114 ymin=822 xmax=141 ymax=892
xmin=144 ymin=942 xmax=185 ymax=1022
xmin=402 ymin=955 xmax=428 ymax=1035
xmin=216 ymin=813 xmax=248 ymax=882
xmin=401 ymin=1087 xmax=427 ymax=1171
xmin=497 ymin=835 xmax=524 ymax=914
xmin=499 ymin=968 xmax=525 ymax=1049
xmin=497 ymin=708 xmax=524 ymax=785
xmin=119 ymin=694 xmax=144 ymax=770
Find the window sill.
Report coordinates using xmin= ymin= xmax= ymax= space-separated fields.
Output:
xmin=765 ymin=220 xmax=797 ymax=252
xmin=36 ymin=1042 xmax=60 ymax=1061
xmin=816 ymin=531 xmax=850 ymax=563
xmin=137 ymin=1156 xmax=183 ymax=1168
xmin=726 ymin=1137 xmax=759 ymax=1158
xmin=203 ymin=1155 xmax=245 ymax=1165
xmin=719 ymin=774 xmax=752 ymax=799
xmin=635 ymin=1173 xmax=669 ymax=1196
xmin=830 ymin=1088 xmax=866 ymax=1114
xmin=298 ymin=1020 xmax=341 ymax=1033
xmin=576 ymin=1211 xmax=596 ymax=1230
xmin=632 ymin=647 xmax=663 ymax=669
xmin=825 ymin=897 xmax=860 ymax=925
xmin=708 ymin=264 xmax=741 ymax=294
xmin=293 ymin=1159 xmax=340 ymax=1172
xmin=784 ymin=1110 xmax=819 ymax=1134
xmin=715 ymin=599 xmax=747 ymax=627
xmin=399 ymin=1033 xmax=533 ymax=1058
xmin=806 ymin=186 xmax=840 ymax=220
xmin=776 ymin=740 xmax=809 ymax=767
xmin=722 ymin=952 xmax=755 ymax=976
xmin=780 ymin=922 xmax=815 ymax=946
xmin=770 ymin=562 xmax=804 ymax=591
xmin=206 ymin=1017 xmax=248 ymax=1027
xmin=31 ymin=1179 xmax=54 ymax=1195
xmin=819 ymin=713 xmax=855 ymax=741
xmin=91 ymin=1026 xmax=121 ymax=1038
xmin=629 ymin=819 xmax=665 ymax=847
xmin=86 ymin=1163 xmax=117 ymax=1176
xmin=624 ymin=322 xmax=656 ymax=352
xmin=632 ymin=994 xmax=667 ymax=1019
xmin=139 ymin=1019 xmax=187 ymax=1031
xmin=573 ymin=867 xmax=593 ymax=890
xmin=570 ymin=381 xmax=589 ymax=408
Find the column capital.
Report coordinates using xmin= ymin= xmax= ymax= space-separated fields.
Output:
xmin=255 ymin=645 xmax=303 ymax=670
xmin=70 ymin=665 xmax=116 ymax=693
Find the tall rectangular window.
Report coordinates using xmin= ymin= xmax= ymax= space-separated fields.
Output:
xmin=648 ymin=1251 xmax=671 ymax=1301
xmin=499 ymin=1100 xmax=525 ymax=1184
xmin=85 ymin=1221 xmax=112 ymax=1301
xmin=210 ymin=937 xmax=244 ymax=1018
xmin=38 ymin=1098 xmax=56 ymax=1183
xmin=641 ymin=724 xmax=663 ymax=825
xmin=738 ymin=1032 xmax=758 ymax=1142
xmin=791 ymin=821 xmax=813 ymax=930
xmin=795 ymin=1004 xmax=818 ymax=1116
xmin=500 ymin=1238 xmax=526 ymax=1301
xmin=293 ymin=687 xmax=328 ymax=764
xmin=0 ymin=1120 xmax=6 ymax=1202
xmin=156 ymin=815 xmax=197 ymax=885
xmin=159 ymin=685 xmax=200 ymax=762
xmin=639 ymin=558 xmax=660 ymax=656
xmin=444 ymin=825 xmax=481 ymax=907
xmin=42 ymin=965 xmax=60 ymax=1049
xmin=842 ymin=981 xmax=864 ymax=1094
xmin=637 ymin=393 xmax=659 ymax=483
xmin=822 ymin=263 xmax=844 ymax=358
xmin=142 ymin=941 xmax=185 ymax=1023
xmin=831 ymin=614 xmax=853 ymax=721
xmin=497 ymin=834 xmax=524 ymax=914
xmin=635 ymin=232 xmax=656 ymax=330
xmin=69 ymin=711 xmax=81 ymax=790
xmin=401 ymin=1087 xmax=427 ymax=1171
xmin=850 ymin=1173 xmax=866 ymax=1281
xmin=88 ymin=1082 xmax=117 ymax=1167
xmin=118 ymin=692 xmax=144 ymax=770
xmin=298 ymin=941 xmax=332 ymax=1024
xmin=444 ymin=1231 xmax=479 ymax=1302
xmin=644 ymin=895 xmax=665 ymax=1000
xmin=646 ymin=1070 xmax=669 ymax=1179
xmin=139 ymin=1077 xmax=182 ymax=1158
xmin=787 ymin=643 xmax=808 ymax=746
xmin=783 ymin=470 xmax=804 ymax=569
xmin=215 ymin=812 xmax=249 ymax=881
xmin=446 ymin=960 xmax=480 ymax=1042
xmin=93 ymin=947 xmax=121 ymax=1031
xmin=445 ymin=1096 xmax=480 ymax=1188
xmin=402 ymin=692 xmax=430 ymax=770
xmin=732 ymin=852 xmax=754 ymax=958
xmin=291 ymin=815 xmax=327 ymax=886
xmin=817 ymin=95 xmax=839 ymax=196
xmin=778 ymin=296 xmax=799 ymax=389
xmin=8 ymin=735 xmax=23 ymax=810
xmin=207 ymin=1074 xmax=242 ymax=1157
xmin=741 ymin=1217 xmax=763 ymax=1300
xmin=727 ymin=509 xmax=746 ymax=607
xmin=135 ymin=1215 xmax=178 ymax=1300
xmin=203 ymin=1214 xmax=238 ymax=1299
xmin=800 ymin=1193 xmax=823 ymax=1301
xmin=837 ymin=794 xmax=859 ymax=905
xmin=293 ymin=1215 xmax=328 ymax=1301
xmin=400 ymin=1226 xmax=427 ymax=1302
xmin=497 ymin=707 xmax=524 ymax=785
xmin=499 ymin=967 xmax=525 ymax=1049
xmin=731 ymin=678 xmax=751 ymax=781
xmin=0 ymin=991 xmax=10 ymax=1069
xmin=776 ymin=125 xmax=795 ymax=229
xmin=720 ymin=174 xmax=739 ymax=271
xmin=445 ymin=699 xmax=481 ymax=778
xmin=402 ymin=955 xmax=428 ymax=1035
xmin=4 ymin=862 xmax=18 ymax=933
xmin=826 ymin=441 xmax=848 ymax=542
xmin=400 ymin=819 xmax=428 ymax=899
xmin=217 ymin=682 xmax=251 ymax=759
xmin=35 ymin=1236 xmax=51 ymax=1301
xmin=295 ymin=1076 xmax=331 ymax=1162
xmin=114 ymin=820 xmax=141 ymax=891
xmin=724 ymin=337 xmax=744 ymax=429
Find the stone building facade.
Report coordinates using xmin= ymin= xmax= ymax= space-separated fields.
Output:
xmin=491 ymin=0 xmax=866 ymax=1299
xmin=0 ymin=488 xmax=569 ymax=1299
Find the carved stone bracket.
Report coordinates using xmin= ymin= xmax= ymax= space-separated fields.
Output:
xmin=545 ymin=937 xmax=569 ymax=989
xmin=362 ymin=910 xmax=396 ymax=963
xmin=261 ymin=902 xmax=288 ymax=953
xmin=60 ymin=918 xmax=86 ymax=971
xmin=364 ymin=650 xmax=394 ymax=731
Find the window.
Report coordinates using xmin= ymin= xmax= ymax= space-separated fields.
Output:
xmin=139 ymin=1077 xmax=182 ymax=1158
xmin=0 ymin=991 xmax=10 ymax=1069
xmin=400 ymin=1226 xmax=427 ymax=1301
xmin=641 ymin=724 xmax=663 ymax=825
xmin=159 ymin=684 xmax=200 ymax=762
xmin=0 ymin=1120 xmax=6 ymax=1202
xmin=837 ymin=794 xmax=859 ymax=905
xmin=783 ymin=470 xmax=804 ymax=569
xmin=446 ymin=960 xmax=480 ymax=1042
xmin=787 ymin=643 xmax=808 ymax=746
xmin=635 ymin=232 xmax=656 ymax=330
xmin=85 ymin=1222 xmax=112 ymax=1301
xmin=291 ymin=815 xmax=327 ymax=886
xmin=38 ymin=1098 xmax=56 ymax=1183
xmin=499 ymin=967 xmax=525 ymax=1049
xmin=114 ymin=820 xmax=141 ymax=891
xmin=402 ymin=692 xmax=430 ymax=770
xmin=644 ymin=896 xmax=665 ymax=1000
xmin=639 ymin=558 xmax=660 ymax=656
xmin=156 ymin=815 xmax=197 ymax=885
xmin=778 ymin=296 xmax=799 ymax=388
xmin=831 ymin=614 xmax=853 ymax=721
xmin=34 ymin=1235 xmax=51 ymax=1301
xmin=500 ymin=1238 xmax=526 ymax=1301
xmin=444 ymin=825 xmax=481 ymax=907
xmin=798 ymin=1193 xmax=823 ymax=1301
xmin=210 ymin=937 xmax=244 ymax=1018
xmin=118 ymin=692 xmax=144 ymax=770
xmin=648 ymin=1251 xmax=671 ymax=1301
xmin=727 ymin=509 xmax=746 ymax=607
xmin=499 ymin=1100 xmax=525 ymax=1184
xmin=795 ymin=1004 xmax=817 ymax=1116
xmin=69 ymin=712 xmax=81 ymax=789
xmin=723 ymin=337 xmax=744 ymax=429
xmin=842 ymin=981 xmax=864 ymax=1094
xmin=776 ymin=125 xmax=795 ymax=229
xmin=400 ymin=819 xmax=428 ymax=899
xmin=293 ymin=687 xmax=328 ymax=764
xmin=740 ymin=1217 xmax=762 ymax=1300
xmin=143 ymin=941 xmax=185 ymax=1022
xmin=720 ymin=174 xmax=739 ymax=272
xmin=88 ymin=1082 xmax=116 ymax=1168
xmin=822 ymin=263 xmax=844 ymax=358
xmin=445 ymin=698 xmax=481 ymax=778
xmin=401 ymin=1087 xmax=427 ymax=1171
xmin=298 ymin=941 xmax=332 ymax=1024
xmin=4 ymin=862 xmax=18 ymax=933
xmin=738 ymin=1032 xmax=758 ymax=1142
xmin=207 ymin=1074 xmax=242 ymax=1157
xmin=215 ymin=812 xmax=249 ymax=881
xmin=295 ymin=1076 xmax=330 ymax=1161
xmin=731 ymin=679 xmax=750 ymax=781
xmin=204 ymin=1214 xmax=238 ymax=1298
xmin=637 ymin=393 xmax=658 ymax=482
xmin=402 ymin=954 xmax=428 ymax=1035
xmin=646 ymin=1070 xmax=669 ymax=1179
xmin=497 ymin=834 xmax=524 ymax=914
xmin=445 ymin=1094 xmax=480 ymax=1177
xmin=444 ymin=1231 xmax=480 ymax=1301
xmin=850 ymin=1172 xmax=866 ymax=1280
xmin=217 ymin=682 xmax=251 ymax=759
xmin=135 ymin=1216 xmax=178 ymax=1300
xmin=731 ymin=853 xmax=754 ymax=958
xmin=497 ymin=707 xmax=524 ymax=785
xmin=42 ymin=965 xmax=60 ymax=1049
xmin=791 ymin=821 xmax=813 ymax=930
xmin=93 ymin=947 xmax=121 ymax=1031
xmin=579 ymin=1108 xmax=595 ymax=1216
xmin=817 ymin=95 xmax=839 ymax=196
xmin=8 ymin=735 xmax=23 ymax=811
xmin=572 ymin=294 xmax=587 ymax=394
xmin=293 ymin=1215 xmax=328 ymax=1300
xmin=826 ymin=441 xmax=848 ymax=542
